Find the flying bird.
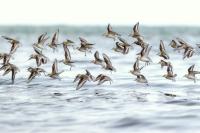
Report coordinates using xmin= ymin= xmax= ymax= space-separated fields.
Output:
xmin=73 ymin=70 xmax=94 ymax=90
xmin=102 ymin=53 xmax=116 ymax=72
xmin=158 ymin=40 xmax=169 ymax=59
xmin=77 ymin=37 xmax=94 ymax=56
xmin=48 ymin=29 xmax=60 ymax=51
xmin=91 ymin=51 xmax=104 ymax=67
xmin=184 ymin=64 xmax=200 ymax=83
xmin=103 ymin=24 xmax=120 ymax=40
xmin=135 ymin=74 xmax=148 ymax=85
xmin=129 ymin=22 xmax=143 ymax=39
xmin=130 ymin=58 xmax=144 ymax=76
xmin=2 ymin=36 xmax=20 ymax=54
xmin=27 ymin=67 xmax=46 ymax=83
xmin=29 ymin=46 xmax=48 ymax=67
xmin=48 ymin=59 xmax=64 ymax=80
xmin=95 ymin=74 xmax=112 ymax=85
xmin=60 ymin=44 xmax=74 ymax=70
xmin=33 ymin=33 xmax=49 ymax=50
xmin=0 ymin=63 xmax=19 ymax=84
xmin=163 ymin=64 xmax=177 ymax=81
xmin=137 ymin=45 xmax=152 ymax=65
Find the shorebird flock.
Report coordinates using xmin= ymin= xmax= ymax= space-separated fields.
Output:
xmin=0 ymin=22 xmax=200 ymax=90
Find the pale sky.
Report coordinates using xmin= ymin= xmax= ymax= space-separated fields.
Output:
xmin=0 ymin=0 xmax=200 ymax=26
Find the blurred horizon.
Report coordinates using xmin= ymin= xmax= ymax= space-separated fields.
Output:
xmin=1 ymin=24 xmax=200 ymax=27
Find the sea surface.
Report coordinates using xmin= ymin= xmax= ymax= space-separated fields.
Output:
xmin=1 ymin=25 xmax=200 ymax=133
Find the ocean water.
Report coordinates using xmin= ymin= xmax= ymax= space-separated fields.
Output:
xmin=1 ymin=26 xmax=200 ymax=133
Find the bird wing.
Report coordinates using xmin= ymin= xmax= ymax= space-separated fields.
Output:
xmin=133 ymin=22 xmax=140 ymax=36
xmin=94 ymin=51 xmax=101 ymax=60
xmin=140 ymin=75 xmax=146 ymax=80
xmin=52 ymin=59 xmax=58 ymax=74
xmin=67 ymin=39 xmax=74 ymax=43
xmin=51 ymin=32 xmax=57 ymax=44
xmin=98 ymin=76 xmax=111 ymax=85
xmin=118 ymin=37 xmax=128 ymax=44
xmin=176 ymin=37 xmax=187 ymax=45
xmin=73 ymin=74 xmax=82 ymax=83
xmin=123 ymin=46 xmax=129 ymax=54
xmin=11 ymin=69 xmax=16 ymax=83
xmin=133 ymin=59 xmax=139 ymax=70
xmin=2 ymin=36 xmax=17 ymax=42
xmin=10 ymin=44 xmax=17 ymax=53
xmin=160 ymin=40 xmax=166 ymax=52
xmin=188 ymin=64 xmax=195 ymax=74
xmin=34 ymin=46 xmax=42 ymax=55
xmin=38 ymin=33 xmax=45 ymax=43
xmin=85 ymin=70 xmax=92 ymax=77
xmin=95 ymin=74 xmax=103 ymax=81
xmin=167 ymin=65 xmax=173 ymax=76
xmin=79 ymin=37 xmax=88 ymax=44
xmin=103 ymin=53 xmax=112 ymax=66
xmin=38 ymin=33 xmax=48 ymax=43
xmin=28 ymin=71 xmax=36 ymax=81
xmin=116 ymin=43 xmax=124 ymax=49
xmin=63 ymin=45 xmax=71 ymax=61
xmin=107 ymin=24 xmax=112 ymax=32
xmin=145 ymin=45 xmax=152 ymax=57
xmin=56 ymin=29 xmax=59 ymax=42
xmin=76 ymin=76 xmax=88 ymax=90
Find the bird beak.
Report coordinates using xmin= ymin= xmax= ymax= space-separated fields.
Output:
xmin=43 ymin=72 xmax=47 ymax=76
xmin=69 ymin=40 xmax=74 ymax=43
xmin=27 ymin=57 xmax=32 ymax=61
xmin=72 ymin=45 xmax=76 ymax=50
xmin=131 ymin=42 xmax=135 ymax=45
xmin=58 ymin=60 xmax=63 ymax=63
xmin=94 ymin=78 xmax=98 ymax=82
